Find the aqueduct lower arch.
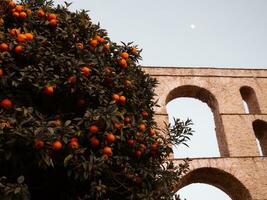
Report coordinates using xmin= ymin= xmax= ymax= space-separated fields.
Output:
xmin=143 ymin=66 xmax=267 ymax=200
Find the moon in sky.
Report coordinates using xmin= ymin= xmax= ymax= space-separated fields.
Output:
xmin=190 ymin=24 xmax=196 ymax=29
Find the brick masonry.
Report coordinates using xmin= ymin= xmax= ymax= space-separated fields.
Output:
xmin=143 ymin=66 xmax=267 ymax=200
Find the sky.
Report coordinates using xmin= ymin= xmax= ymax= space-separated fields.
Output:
xmin=52 ymin=0 xmax=267 ymax=199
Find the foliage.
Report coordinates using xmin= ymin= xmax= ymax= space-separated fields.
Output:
xmin=0 ymin=0 xmax=193 ymax=199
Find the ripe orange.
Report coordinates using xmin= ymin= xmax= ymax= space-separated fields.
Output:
xmin=106 ymin=133 xmax=115 ymax=143
xmin=17 ymin=34 xmax=26 ymax=42
xmin=35 ymin=140 xmax=45 ymax=150
xmin=0 ymin=69 xmax=3 ymax=77
xmin=9 ymin=28 xmax=20 ymax=36
xmin=119 ymin=95 xmax=126 ymax=104
xmin=139 ymin=144 xmax=146 ymax=152
xmin=124 ymin=116 xmax=131 ymax=124
xmin=49 ymin=19 xmax=57 ymax=27
xmin=43 ymin=86 xmax=54 ymax=94
xmin=89 ymin=39 xmax=98 ymax=47
xmin=68 ymin=75 xmax=77 ymax=84
xmin=80 ymin=66 xmax=91 ymax=76
xmin=19 ymin=11 xmax=27 ymax=18
xmin=94 ymin=35 xmax=102 ymax=42
xmin=14 ymin=45 xmax=23 ymax=53
xmin=88 ymin=125 xmax=99 ymax=133
xmin=103 ymin=44 xmax=110 ymax=50
xmin=37 ymin=9 xmax=45 ymax=17
xmin=12 ymin=12 xmax=20 ymax=17
xmin=151 ymin=142 xmax=158 ymax=150
xmin=124 ymin=80 xmax=132 ymax=87
xmin=114 ymin=122 xmax=123 ymax=129
xmin=90 ymin=137 xmax=100 ymax=147
xmin=25 ymin=33 xmax=34 ymax=40
xmin=68 ymin=140 xmax=79 ymax=149
xmin=0 ymin=99 xmax=12 ymax=108
xmin=15 ymin=5 xmax=23 ymax=12
xmin=0 ymin=43 xmax=9 ymax=52
xmin=121 ymin=52 xmax=129 ymax=59
xmin=70 ymin=137 xmax=78 ymax=143
xmin=135 ymin=150 xmax=142 ymax=157
xmin=52 ymin=140 xmax=62 ymax=151
xmin=127 ymin=139 xmax=135 ymax=146
xmin=119 ymin=58 xmax=127 ymax=68
xmin=48 ymin=13 xmax=57 ymax=21
xmin=112 ymin=93 xmax=120 ymax=102
xmin=76 ymin=42 xmax=84 ymax=49
xmin=99 ymin=37 xmax=105 ymax=43
xmin=131 ymin=47 xmax=138 ymax=54
xmin=141 ymin=111 xmax=149 ymax=118
xmin=102 ymin=146 xmax=112 ymax=155
xmin=139 ymin=123 xmax=146 ymax=132
xmin=26 ymin=9 xmax=32 ymax=15
xmin=8 ymin=1 xmax=16 ymax=8
xmin=149 ymin=128 xmax=156 ymax=136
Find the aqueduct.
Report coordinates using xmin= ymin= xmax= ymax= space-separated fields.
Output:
xmin=144 ymin=66 xmax=267 ymax=200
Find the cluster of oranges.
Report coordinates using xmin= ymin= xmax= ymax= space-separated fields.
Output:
xmin=88 ymin=35 xmax=107 ymax=48
xmin=119 ymin=52 xmax=129 ymax=68
xmin=112 ymin=93 xmax=126 ymax=104
xmin=9 ymin=4 xmax=32 ymax=19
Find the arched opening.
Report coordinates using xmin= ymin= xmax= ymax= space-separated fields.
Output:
xmin=177 ymin=183 xmax=232 ymax=200
xmin=240 ymin=86 xmax=260 ymax=114
xmin=166 ymin=85 xmax=229 ymax=157
xmin=252 ymin=119 xmax=267 ymax=156
xmin=175 ymin=167 xmax=252 ymax=200
xmin=167 ymin=98 xmax=220 ymax=158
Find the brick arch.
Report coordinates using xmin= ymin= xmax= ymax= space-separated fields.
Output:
xmin=253 ymin=119 xmax=267 ymax=156
xmin=165 ymin=85 xmax=229 ymax=156
xmin=176 ymin=167 xmax=252 ymax=200
xmin=240 ymin=86 xmax=261 ymax=114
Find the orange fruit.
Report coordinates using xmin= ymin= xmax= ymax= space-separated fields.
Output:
xmin=13 ymin=11 xmax=20 ymax=17
xmin=94 ymin=35 xmax=102 ymax=42
xmin=89 ymin=39 xmax=98 ymax=47
xmin=43 ymin=86 xmax=54 ymax=94
xmin=0 ymin=99 xmax=12 ymax=108
xmin=114 ymin=122 xmax=123 ymax=129
xmin=47 ymin=13 xmax=57 ymax=21
xmin=127 ymin=139 xmax=135 ymax=146
xmin=124 ymin=80 xmax=132 ymax=87
xmin=52 ymin=140 xmax=62 ymax=151
xmin=102 ymin=146 xmax=112 ymax=155
xmin=149 ymin=128 xmax=156 ymax=136
xmin=0 ymin=43 xmax=9 ymax=51
xmin=119 ymin=95 xmax=126 ymax=104
xmin=68 ymin=140 xmax=79 ymax=149
xmin=8 ymin=1 xmax=16 ymax=8
xmin=141 ymin=111 xmax=149 ymax=118
xmin=0 ymin=69 xmax=3 ymax=77
xmin=17 ymin=34 xmax=26 ymax=42
xmin=124 ymin=117 xmax=131 ymax=124
xmin=131 ymin=47 xmax=138 ymax=54
xmin=35 ymin=140 xmax=45 ymax=150
xmin=119 ymin=58 xmax=127 ymax=68
xmin=15 ymin=5 xmax=23 ymax=12
xmin=112 ymin=94 xmax=120 ymax=102
xmin=14 ymin=45 xmax=23 ymax=53
xmin=19 ymin=11 xmax=27 ymax=18
xmin=99 ymin=37 xmax=105 ymax=43
xmin=70 ymin=137 xmax=78 ymax=143
xmin=135 ymin=150 xmax=142 ymax=157
xmin=49 ymin=19 xmax=57 ymax=27
xmin=139 ymin=144 xmax=146 ymax=152
xmin=9 ymin=28 xmax=20 ymax=36
xmin=103 ymin=44 xmax=110 ymax=50
xmin=80 ymin=66 xmax=91 ymax=76
xmin=139 ymin=123 xmax=146 ymax=132
xmin=37 ymin=9 xmax=45 ymax=17
xmin=90 ymin=137 xmax=100 ymax=147
xmin=75 ymin=42 xmax=84 ymax=49
xmin=151 ymin=142 xmax=158 ymax=150
xmin=68 ymin=76 xmax=77 ymax=84
xmin=121 ymin=52 xmax=129 ymax=59
xmin=26 ymin=9 xmax=32 ymax=15
xmin=106 ymin=133 xmax=115 ymax=143
xmin=25 ymin=33 xmax=34 ymax=40
xmin=88 ymin=125 xmax=99 ymax=133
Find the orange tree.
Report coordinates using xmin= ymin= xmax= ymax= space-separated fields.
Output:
xmin=0 ymin=0 xmax=193 ymax=199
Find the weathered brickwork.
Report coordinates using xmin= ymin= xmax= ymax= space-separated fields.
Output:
xmin=143 ymin=67 xmax=267 ymax=200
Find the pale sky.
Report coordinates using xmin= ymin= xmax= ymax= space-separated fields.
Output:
xmin=52 ymin=0 xmax=266 ymax=199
